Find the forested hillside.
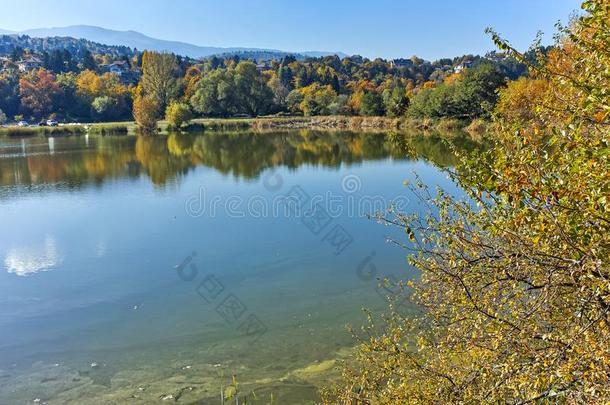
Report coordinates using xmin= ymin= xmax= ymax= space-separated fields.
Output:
xmin=0 ymin=34 xmax=135 ymax=59
xmin=0 ymin=32 xmax=545 ymax=126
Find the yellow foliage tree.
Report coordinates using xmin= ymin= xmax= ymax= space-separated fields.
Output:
xmin=140 ymin=51 xmax=178 ymax=113
xmin=443 ymin=72 xmax=462 ymax=85
xmin=132 ymin=85 xmax=160 ymax=133
xmin=326 ymin=1 xmax=610 ymax=403
xmin=422 ymin=80 xmax=436 ymax=89
xmin=495 ymin=76 xmax=550 ymax=128
xmin=165 ymin=100 xmax=193 ymax=129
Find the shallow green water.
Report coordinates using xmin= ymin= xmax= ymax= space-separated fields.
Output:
xmin=0 ymin=130 xmax=471 ymax=404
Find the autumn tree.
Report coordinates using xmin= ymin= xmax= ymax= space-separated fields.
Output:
xmin=326 ymin=1 xmax=610 ymax=403
xmin=165 ymin=100 xmax=193 ymax=129
xmin=182 ymin=65 xmax=202 ymax=101
xmin=140 ymin=51 xmax=179 ymax=115
xmin=76 ymin=70 xmax=105 ymax=102
xmin=19 ymin=68 xmax=61 ymax=118
xmin=76 ymin=70 xmax=132 ymax=120
xmin=494 ymin=76 xmax=550 ymax=128
xmin=297 ymin=83 xmax=337 ymax=116
xmin=132 ymin=85 xmax=160 ymax=133
xmin=346 ymin=80 xmax=376 ymax=115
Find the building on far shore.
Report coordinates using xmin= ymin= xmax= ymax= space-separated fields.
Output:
xmin=256 ymin=61 xmax=271 ymax=71
xmin=101 ymin=60 xmax=141 ymax=85
xmin=104 ymin=60 xmax=130 ymax=75
xmin=16 ymin=56 xmax=42 ymax=72
xmin=390 ymin=58 xmax=414 ymax=68
xmin=454 ymin=61 xmax=473 ymax=73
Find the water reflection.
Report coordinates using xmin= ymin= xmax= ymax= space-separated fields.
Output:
xmin=4 ymin=236 xmax=61 ymax=276
xmin=0 ymin=129 xmax=481 ymax=403
xmin=0 ymin=130 xmax=482 ymax=191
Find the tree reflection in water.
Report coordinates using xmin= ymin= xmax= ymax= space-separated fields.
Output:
xmin=0 ymin=130 xmax=484 ymax=190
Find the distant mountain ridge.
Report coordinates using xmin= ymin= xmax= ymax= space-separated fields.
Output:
xmin=0 ymin=25 xmax=347 ymax=60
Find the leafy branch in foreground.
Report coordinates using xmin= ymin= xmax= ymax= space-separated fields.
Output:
xmin=325 ymin=1 xmax=610 ymax=403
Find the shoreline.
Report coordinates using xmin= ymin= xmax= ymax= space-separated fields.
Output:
xmin=0 ymin=116 xmax=491 ymax=137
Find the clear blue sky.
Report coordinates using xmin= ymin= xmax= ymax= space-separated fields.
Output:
xmin=0 ymin=0 xmax=581 ymax=60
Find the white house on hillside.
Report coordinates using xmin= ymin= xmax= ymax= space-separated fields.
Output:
xmin=454 ymin=61 xmax=473 ymax=73
xmin=17 ymin=56 xmax=43 ymax=72
xmin=103 ymin=60 xmax=131 ymax=75
xmin=102 ymin=60 xmax=140 ymax=85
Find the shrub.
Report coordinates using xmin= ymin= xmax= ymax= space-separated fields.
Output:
xmin=1 ymin=127 xmax=38 ymax=137
xmin=88 ymin=124 xmax=129 ymax=135
xmin=91 ymin=96 xmax=115 ymax=121
xmin=165 ymin=101 xmax=193 ymax=129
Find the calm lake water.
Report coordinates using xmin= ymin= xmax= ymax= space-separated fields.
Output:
xmin=0 ymin=130 xmax=472 ymax=404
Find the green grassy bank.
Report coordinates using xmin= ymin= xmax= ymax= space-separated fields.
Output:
xmin=0 ymin=116 xmax=491 ymax=137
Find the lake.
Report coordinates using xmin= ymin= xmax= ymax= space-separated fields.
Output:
xmin=0 ymin=130 xmax=472 ymax=404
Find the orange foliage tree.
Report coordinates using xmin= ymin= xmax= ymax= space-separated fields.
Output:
xmin=19 ymin=69 xmax=60 ymax=118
